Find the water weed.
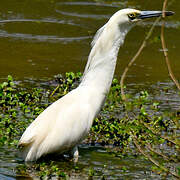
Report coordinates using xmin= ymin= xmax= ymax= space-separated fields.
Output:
xmin=0 ymin=73 xmax=179 ymax=178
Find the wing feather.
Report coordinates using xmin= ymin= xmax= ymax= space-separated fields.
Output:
xmin=18 ymin=88 xmax=96 ymax=161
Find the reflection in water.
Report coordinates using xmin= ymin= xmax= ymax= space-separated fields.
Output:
xmin=0 ymin=29 xmax=91 ymax=43
xmin=56 ymin=1 xmax=123 ymax=7
xmin=56 ymin=9 xmax=110 ymax=19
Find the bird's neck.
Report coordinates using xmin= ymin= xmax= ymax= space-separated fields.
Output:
xmin=80 ymin=24 xmax=129 ymax=95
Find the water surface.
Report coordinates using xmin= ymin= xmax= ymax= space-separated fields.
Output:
xmin=0 ymin=0 xmax=179 ymax=84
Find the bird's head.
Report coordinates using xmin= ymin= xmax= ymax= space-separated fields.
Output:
xmin=111 ymin=8 xmax=174 ymax=26
xmin=91 ymin=8 xmax=174 ymax=48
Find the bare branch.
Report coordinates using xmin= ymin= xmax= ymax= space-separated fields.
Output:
xmin=133 ymin=136 xmax=180 ymax=178
xmin=50 ymin=85 xmax=60 ymax=97
xmin=161 ymin=0 xmax=180 ymax=90
xmin=146 ymin=143 xmax=178 ymax=162
xmin=120 ymin=18 xmax=161 ymax=101
xmin=139 ymin=119 xmax=180 ymax=148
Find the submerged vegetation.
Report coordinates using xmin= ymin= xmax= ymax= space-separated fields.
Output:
xmin=0 ymin=73 xmax=179 ymax=178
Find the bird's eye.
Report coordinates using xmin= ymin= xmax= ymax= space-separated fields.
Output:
xmin=128 ymin=13 xmax=137 ymax=20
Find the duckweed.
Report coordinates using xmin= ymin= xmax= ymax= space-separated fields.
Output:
xmin=0 ymin=73 xmax=179 ymax=178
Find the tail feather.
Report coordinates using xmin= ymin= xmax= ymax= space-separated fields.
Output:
xmin=18 ymin=143 xmax=34 ymax=161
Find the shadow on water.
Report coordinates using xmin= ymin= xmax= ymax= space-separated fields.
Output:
xmin=0 ymin=0 xmax=179 ymax=179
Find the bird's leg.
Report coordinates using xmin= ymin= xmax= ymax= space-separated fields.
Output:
xmin=71 ymin=146 xmax=79 ymax=163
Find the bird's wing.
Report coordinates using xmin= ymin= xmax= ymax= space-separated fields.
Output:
xmin=18 ymin=89 xmax=77 ymax=147
xmin=18 ymin=87 xmax=96 ymax=161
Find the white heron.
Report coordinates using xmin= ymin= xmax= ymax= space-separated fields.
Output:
xmin=18 ymin=9 xmax=174 ymax=162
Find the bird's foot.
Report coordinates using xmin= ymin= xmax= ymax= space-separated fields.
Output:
xmin=71 ymin=146 xmax=79 ymax=163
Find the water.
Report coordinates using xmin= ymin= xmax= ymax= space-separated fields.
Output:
xmin=0 ymin=0 xmax=179 ymax=83
xmin=0 ymin=0 xmax=179 ymax=179
xmin=0 ymin=145 xmax=164 ymax=179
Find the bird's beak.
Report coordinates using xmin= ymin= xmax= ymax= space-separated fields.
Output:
xmin=138 ymin=11 xmax=174 ymax=19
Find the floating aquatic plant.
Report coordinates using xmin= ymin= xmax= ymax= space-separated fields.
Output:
xmin=0 ymin=73 xmax=179 ymax=178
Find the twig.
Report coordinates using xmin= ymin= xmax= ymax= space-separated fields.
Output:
xmin=133 ymin=136 xmax=180 ymax=178
xmin=133 ymin=136 xmax=166 ymax=168
xmin=139 ymin=119 xmax=180 ymax=147
xmin=120 ymin=17 xmax=161 ymax=101
xmin=146 ymin=143 xmax=178 ymax=162
xmin=50 ymin=85 xmax=60 ymax=97
xmin=161 ymin=0 xmax=180 ymax=90
xmin=125 ymin=112 xmax=179 ymax=159
xmin=129 ymin=109 xmax=180 ymax=148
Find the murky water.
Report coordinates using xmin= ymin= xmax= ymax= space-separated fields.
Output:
xmin=0 ymin=145 xmax=164 ymax=179
xmin=0 ymin=0 xmax=179 ymax=179
xmin=0 ymin=0 xmax=179 ymax=83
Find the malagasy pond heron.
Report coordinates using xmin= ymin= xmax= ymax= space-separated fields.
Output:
xmin=18 ymin=9 xmax=174 ymax=162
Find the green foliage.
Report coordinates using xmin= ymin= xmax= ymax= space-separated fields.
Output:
xmin=0 ymin=75 xmax=48 ymax=145
xmin=53 ymin=72 xmax=82 ymax=97
xmin=0 ymin=73 xmax=179 ymax=178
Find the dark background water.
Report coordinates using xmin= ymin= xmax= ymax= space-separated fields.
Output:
xmin=0 ymin=0 xmax=179 ymax=86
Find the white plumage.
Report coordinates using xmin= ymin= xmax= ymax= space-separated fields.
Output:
xmin=19 ymin=87 xmax=102 ymax=161
xmin=18 ymin=8 xmax=173 ymax=161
